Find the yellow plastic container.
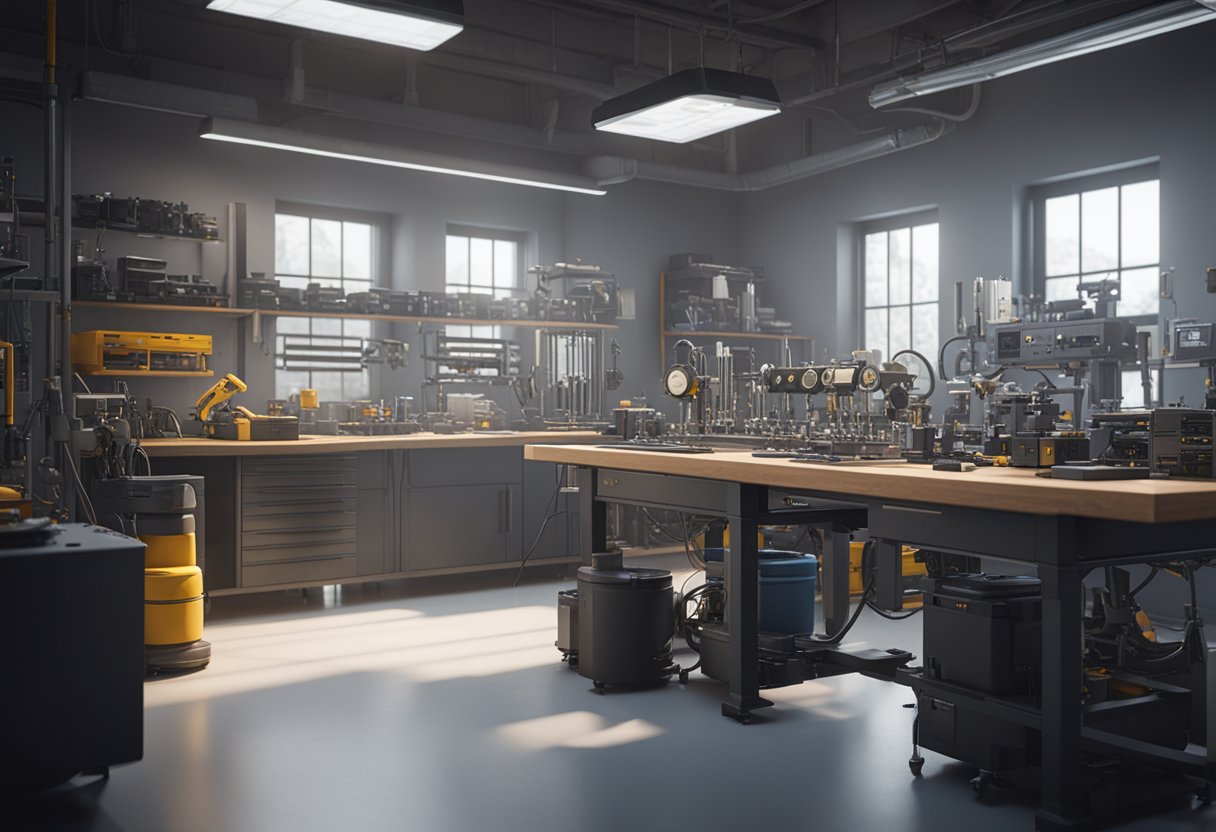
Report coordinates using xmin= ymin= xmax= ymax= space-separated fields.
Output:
xmin=141 ymin=532 xmax=196 ymax=569
xmin=144 ymin=566 xmax=204 ymax=646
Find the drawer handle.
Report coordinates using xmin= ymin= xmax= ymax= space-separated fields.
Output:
xmin=881 ymin=505 xmax=943 ymax=516
xmin=244 ymin=525 xmax=357 ymax=536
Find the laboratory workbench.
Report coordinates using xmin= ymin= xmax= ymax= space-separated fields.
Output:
xmin=145 ymin=431 xmax=604 ymax=596
xmin=525 ymin=443 xmax=1216 ymax=831
xmin=142 ymin=430 xmax=603 ymax=457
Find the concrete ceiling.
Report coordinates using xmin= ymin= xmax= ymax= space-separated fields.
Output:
xmin=0 ymin=0 xmax=1190 ymax=187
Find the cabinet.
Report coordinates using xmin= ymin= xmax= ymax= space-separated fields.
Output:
xmin=402 ymin=446 xmax=522 ymax=571
xmin=405 ymin=484 xmax=521 ymax=570
xmin=239 ymin=456 xmax=359 ymax=587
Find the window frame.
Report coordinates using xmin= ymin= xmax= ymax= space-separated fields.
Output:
xmin=1030 ymin=163 xmax=1160 ymax=326
xmin=444 ymin=224 xmax=527 ymax=339
xmin=859 ymin=209 xmax=940 ymax=366
xmin=273 ymin=202 xmax=390 ymax=402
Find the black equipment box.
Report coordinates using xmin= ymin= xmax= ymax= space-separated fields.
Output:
xmin=1009 ymin=434 xmax=1090 ymax=468
xmin=576 ymin=551 xmax=673 ymax=687
xmin=922 ymin=574 xmax=1042 ymax=696
xmin=1151 ymin=407 xmax=1213 ymax=477
xmin=0 ymin=523 xmax=144 ymax=795
xmin=347 ymin=288 xmax=393 ymax=314
xmin=916 ymin=691 xmax=1040 ymax=773
xmin=1172 ymin=321 xmax=1216 ymax=363
xmin=993 ymin=319 xmax=1136 ymax=365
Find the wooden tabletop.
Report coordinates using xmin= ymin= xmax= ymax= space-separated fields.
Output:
xmin=143 ymin=431 xmax=603 ymax=457
xmin=524 ymin=444 xmax=1216 ymax=524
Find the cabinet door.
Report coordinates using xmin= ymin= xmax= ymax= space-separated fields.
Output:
xmin=406 ymin=484 xmax=518 ymax=571
xmin=356 ymin=452 xmax=392 ymax=576
xmin=522 ymin=461 xmax=573 ymax=562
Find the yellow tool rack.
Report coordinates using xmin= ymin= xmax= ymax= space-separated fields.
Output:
xmin=72 ymin=331 xmax=213 ymax=376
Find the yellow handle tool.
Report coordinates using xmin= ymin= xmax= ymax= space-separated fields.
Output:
xmin=195 ymin=373 xmax=247 ymax=422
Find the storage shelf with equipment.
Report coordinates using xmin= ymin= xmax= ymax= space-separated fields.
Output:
xmin=262 ymin=308 xmax=620 ymax=330
xmin=662 ymin=330 xmax=812 ymax=342
xmin=70 ymin=302 xmax=620 ymax=330
xmin=659 ymin=261 xmax=814 ymax=366
xmin=75 ymin=301 xmax=250 ymax=317
xmin=83 ymin=369 xmax=214 ymax=378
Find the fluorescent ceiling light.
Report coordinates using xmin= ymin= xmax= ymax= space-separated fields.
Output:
xmin=199 ymin=118 xmax=606 ymax=196
xmin=870 ymin=0 xmax=1216 ymax=107
xmin=592 ymin=68 xmax=781 ymax=144
xmin=205 ymin=0 xmax=463 ymax=51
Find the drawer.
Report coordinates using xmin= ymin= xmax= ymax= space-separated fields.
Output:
xmin=241 ymin=537 xmax=357 ymax=565
xmin=241 ymin=483 xmax=357 ymax=506
xmin=241 ymin=457 xmax=356 ymax=491
xmin=407 ymin=447 xmax=521 ymax=487
xmin=867 ymin=501 xmax=1035 ymax=560
xmin=242 ymin=557 xmax=359 ymax=588
xmin=243 ymin=496 xmax=357 ymax=517
xmin=242 ymin=509 xmax=357 ymax=532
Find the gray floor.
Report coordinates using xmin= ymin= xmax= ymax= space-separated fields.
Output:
xmin=4 ymin=555 xmax=1212 ymax=832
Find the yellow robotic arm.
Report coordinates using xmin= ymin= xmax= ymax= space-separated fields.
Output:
xmin=195 ymin=373 xmax=247 ymax=423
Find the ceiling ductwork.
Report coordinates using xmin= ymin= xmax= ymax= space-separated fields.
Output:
xmin=583 ymin=123 xmax=949 ymax=192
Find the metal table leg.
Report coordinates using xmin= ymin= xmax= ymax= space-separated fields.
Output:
xmin=1036 ymin=561 xmax=1088 ymax=829
xmin=874 ymin=538 xmax=904 ymax=612
xmin=821 ymin=526 xmax=852 ymax=636
xmin=722 ymin=482 xmax=771 ymax=722
xmin=578 ymin=466 xmax=606 ymax=566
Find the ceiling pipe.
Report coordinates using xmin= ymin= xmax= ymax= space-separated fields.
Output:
xmin=583 ymin=122 xmax=950 ymax=192
xmin=870 ymin=0 xmax=1216 ymax=107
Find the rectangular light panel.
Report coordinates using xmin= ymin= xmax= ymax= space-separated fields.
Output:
xmin=206 ymin=0 xmax=463 ymax=51
xmin=595 ymin=94 xmax=780 ymax=144
xmin=199 ymin=120 xmax=606 ymax=196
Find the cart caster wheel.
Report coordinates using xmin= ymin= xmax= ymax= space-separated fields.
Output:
xmin=567 ymin=659 xmax=579 ymax=671
xmin=592 ymin=680 xmax=605 ymax=690
xmin=1196 ymin=784 xmax=1214 ymax=806
xmin=909 ymin=757 xmax=924 ymax=777
xmin=970 ymin=772 xmax=993 ymax=800
xmin=678 ymin=669 xmax=689 ymax=684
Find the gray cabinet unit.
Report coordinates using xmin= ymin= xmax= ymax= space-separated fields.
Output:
xmin=144 ymin=437 xmax=597 ymax=595
xmin=404 ymin=483 xmax=521 ymax=570
xmin=239 ymin=456 xmax=359 ymax=587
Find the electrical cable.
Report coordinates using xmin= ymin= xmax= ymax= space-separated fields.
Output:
xmin=512 ymin=467 xmax=565 ymax=587
xmin=64 ymin=450 xmax=97 ymax=526
xmin=938 ymin=335 xmax=968 ymax=381
xmin=891 ymin=348 xmax=937 ymax=398
xmin=860 ymin=541 xmax=922 ymax=620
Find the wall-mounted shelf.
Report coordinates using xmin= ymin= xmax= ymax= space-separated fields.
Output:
xmin=659 ymin=270 xmax=813 ymax=366
xmin=75 ymin=301 xmax=249 ymax=316
xmin=662 ymin=330 xmax=811 ymax=342
xmin=262 ymin=308 xmax=620 ymax=330
xmin=71 ymin=301 xmax=620 ymax=330
xmin=21 ymin=212 xmax=223 ymax=244
xmin=84 ymin=369 xmax=215 ymax=378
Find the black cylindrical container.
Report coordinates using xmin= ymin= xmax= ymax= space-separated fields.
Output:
xmin=577 ymin=552 xmax=674 ymax=686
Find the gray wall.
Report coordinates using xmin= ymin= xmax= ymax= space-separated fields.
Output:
xmin=739 ymin=23 xmax=1216 ymax=407
xmin=3 ymin=101 xmax=740 ymax=419
xmin=736 ymin=23 xmax=1216 ymax=618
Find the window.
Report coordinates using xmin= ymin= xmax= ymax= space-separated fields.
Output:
xmin=274 ymin=208 xmax=382 ymax=402
xmin=862 ymin=217 xmax=939 ymax=365
xmin=444 ymin=227 xmax=523 ymax=339
xmin=1034 ymin=166 xmax=1159 ymax=321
